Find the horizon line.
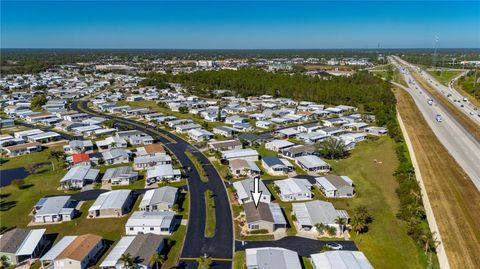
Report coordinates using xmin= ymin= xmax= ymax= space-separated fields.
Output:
xmin=2 ymin=47 xmax=479 ymax=50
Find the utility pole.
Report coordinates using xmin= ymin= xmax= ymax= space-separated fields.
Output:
xmin=432 ymin=36 xmax=439 ymax=70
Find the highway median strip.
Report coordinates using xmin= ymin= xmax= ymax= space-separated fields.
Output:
xmin=204 ymin=189 xmax=216 ymax=238
xmin=185 ymin=151 xmax=209 ymax=182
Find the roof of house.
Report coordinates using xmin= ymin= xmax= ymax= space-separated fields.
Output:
xmin=208 ymin=139 xmax=242 ymax=149
xmin=124 ymin=234 xmax=165 ymax=266
xmin=146 ymin=164 xmax=179 ymax=179
xmin=315 ymin=175 xmax=353 ymax=191
xmin=55 ymin=234 xmax=102 ymax=261
xmin=99 ymin=236 xmax=136 ymax=267
xmin=102 ymin=166 xmax=138 ymax=181
xmin=0 ymin=228 xmax=29 ymax=254
xmin=262 ymin=156 xmax=286 ymax=167
xmin=283 ymin=144 xmax=315 ymax=155
xmin=139 ymin=186 xmax=178 ymax=208
xmin=311 ymin=251 xmax=373 ymax=269
xmin=125 ymin=211 xmax=175 ymax=229
xmin=4 ymin=142 xmax=41 ymax=152
xmin=69 ymin=140 xmax=93 ymax=149
xmin=143 ymin=144 xmax=165 ymax=154
xmin=246 ymin=247 xmax=302 ymax=269
xmin=0 ymin=228 xmax=47 ymax=256
xmin=265 ymin=139 xmax=295 ymax=149
xmin=72 ymin=153 xmax=90 ymax=164
xmin=89 ymin=190 xmax=131 ymax=211
xmin=102 ymin=148 xmax=130 ymax=160
xmin=61 ymin=166 xmax=100 ymax=183
xmin=233 ymin=178 xmax=269 ymax=200
xmin=222 ymin=148 xmax=259 ymax=159
xmin=244 ymin=202 xmax=274 ymax=223
xmin=229 ymin=159 xmax=260 ymax=172
xmin=274 ymin=178 xmax=312 ymax=196
xmin=295 ymin=155 xmax=329 ymax=168
xmin=36 ymin=196 xmax=72 ymax=216
xmin=292 ymin=200 xmax=339 ymax=227
xmin=134 ymin=154 xmax=171 ymax=165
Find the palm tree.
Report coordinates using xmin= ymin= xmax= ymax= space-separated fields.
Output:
xmin=335 ymin=217 xmax=347 ymax=234
xmin=315 ymin=137 xmax=347 ymax=159
xmin=0 ymin=255 xmax=10 ymax=269
xmin=350 ymin=215 xmax=367 ymax=235
xmin=161 ymin=177 xmax=171 ymax=185
xmin=198 ymin=254 xmax=212 ymax=269
xmin=315 ymin=223 xmax=326 ymax=235
xmin=119 ymin=253 xmax=134 ymax=269
xmin=48 ymin=150 xmax=65 ymax=171
xmin=149 ymin=253 xmax=165 ymax=269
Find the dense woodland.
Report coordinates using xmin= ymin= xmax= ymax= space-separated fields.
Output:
xmin=142 ymin=69 xmax=397 ymax=127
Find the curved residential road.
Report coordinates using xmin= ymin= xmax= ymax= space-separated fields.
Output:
xmin=71 ymin=101 xmax=233 ymax=269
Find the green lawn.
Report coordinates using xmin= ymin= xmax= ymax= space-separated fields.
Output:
xmin=204 ymin=189 xmax=216 ymax=238
xmin=0 ymin=145 xmax=63 ymax=171
xmin=325 ymin=136 xmax=427 ymax=269
xmin=233 ymin=251 xmax=246 ymax=269
xmin=427 ymin=69 xmax=463 ymax=86
xmin=302 ymin=257 xmax=314 ymax=269
xmin=162 ymin=225 xmax=187 ymax=269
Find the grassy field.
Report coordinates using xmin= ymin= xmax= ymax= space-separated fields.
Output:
xmin=411 ymin=71 xmax=480 ymax=141
xmin=0 ymin=145 xmax=63 ymax=171
xmin=204 ymin=189 xmax=216 ymax=238
xmin=325 ymin=136 xmax=428 ymax=269
xmin=370 ymin=64 xmax=408 ymax=87
xmin=456 ymin=70 xmax=480 ymax=105
xmin=185 ymin=151 xmax=209 ymax=182
xmin=396 ymin=88 xmax=480 ymax=269
xmin=426 ymin=69 xmax=463 ymax=86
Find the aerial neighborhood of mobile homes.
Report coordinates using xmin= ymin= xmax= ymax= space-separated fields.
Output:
xmin=0 ymin=59 xmax=382 ymax=269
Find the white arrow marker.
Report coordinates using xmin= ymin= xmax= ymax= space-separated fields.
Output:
xmin=250 ymin=177 xmax=263 ymax=209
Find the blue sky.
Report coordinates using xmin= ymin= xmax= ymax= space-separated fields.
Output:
xmin=1 ymin=1 xmax=479 ymax=49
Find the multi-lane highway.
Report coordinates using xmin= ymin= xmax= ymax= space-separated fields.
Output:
xmin=389 ymin=56 xmax=480 ymax=190
xmin=394 ymin=56 xmax=480 ymax=123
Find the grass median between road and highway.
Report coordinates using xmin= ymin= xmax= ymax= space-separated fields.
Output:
xmin=396 ymin=88 xmax=480 ymax=269
xmin=426 ymin=69 xmax=463 ymax=86
xmin=185 ymin=151 xmax=209 ymax=182
xmin=204 ymin=189 xmax=216 ymax=238
xmin=411 ymin=71 xmax=480 ymax=141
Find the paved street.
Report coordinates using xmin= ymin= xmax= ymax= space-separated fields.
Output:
xmin=235 ymin=236 xmax=358 ymax=256
xmin=390 ymin=57 xmax=480 ymax=190
xmin=72 ymin=101 xmax=233 ymax=269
